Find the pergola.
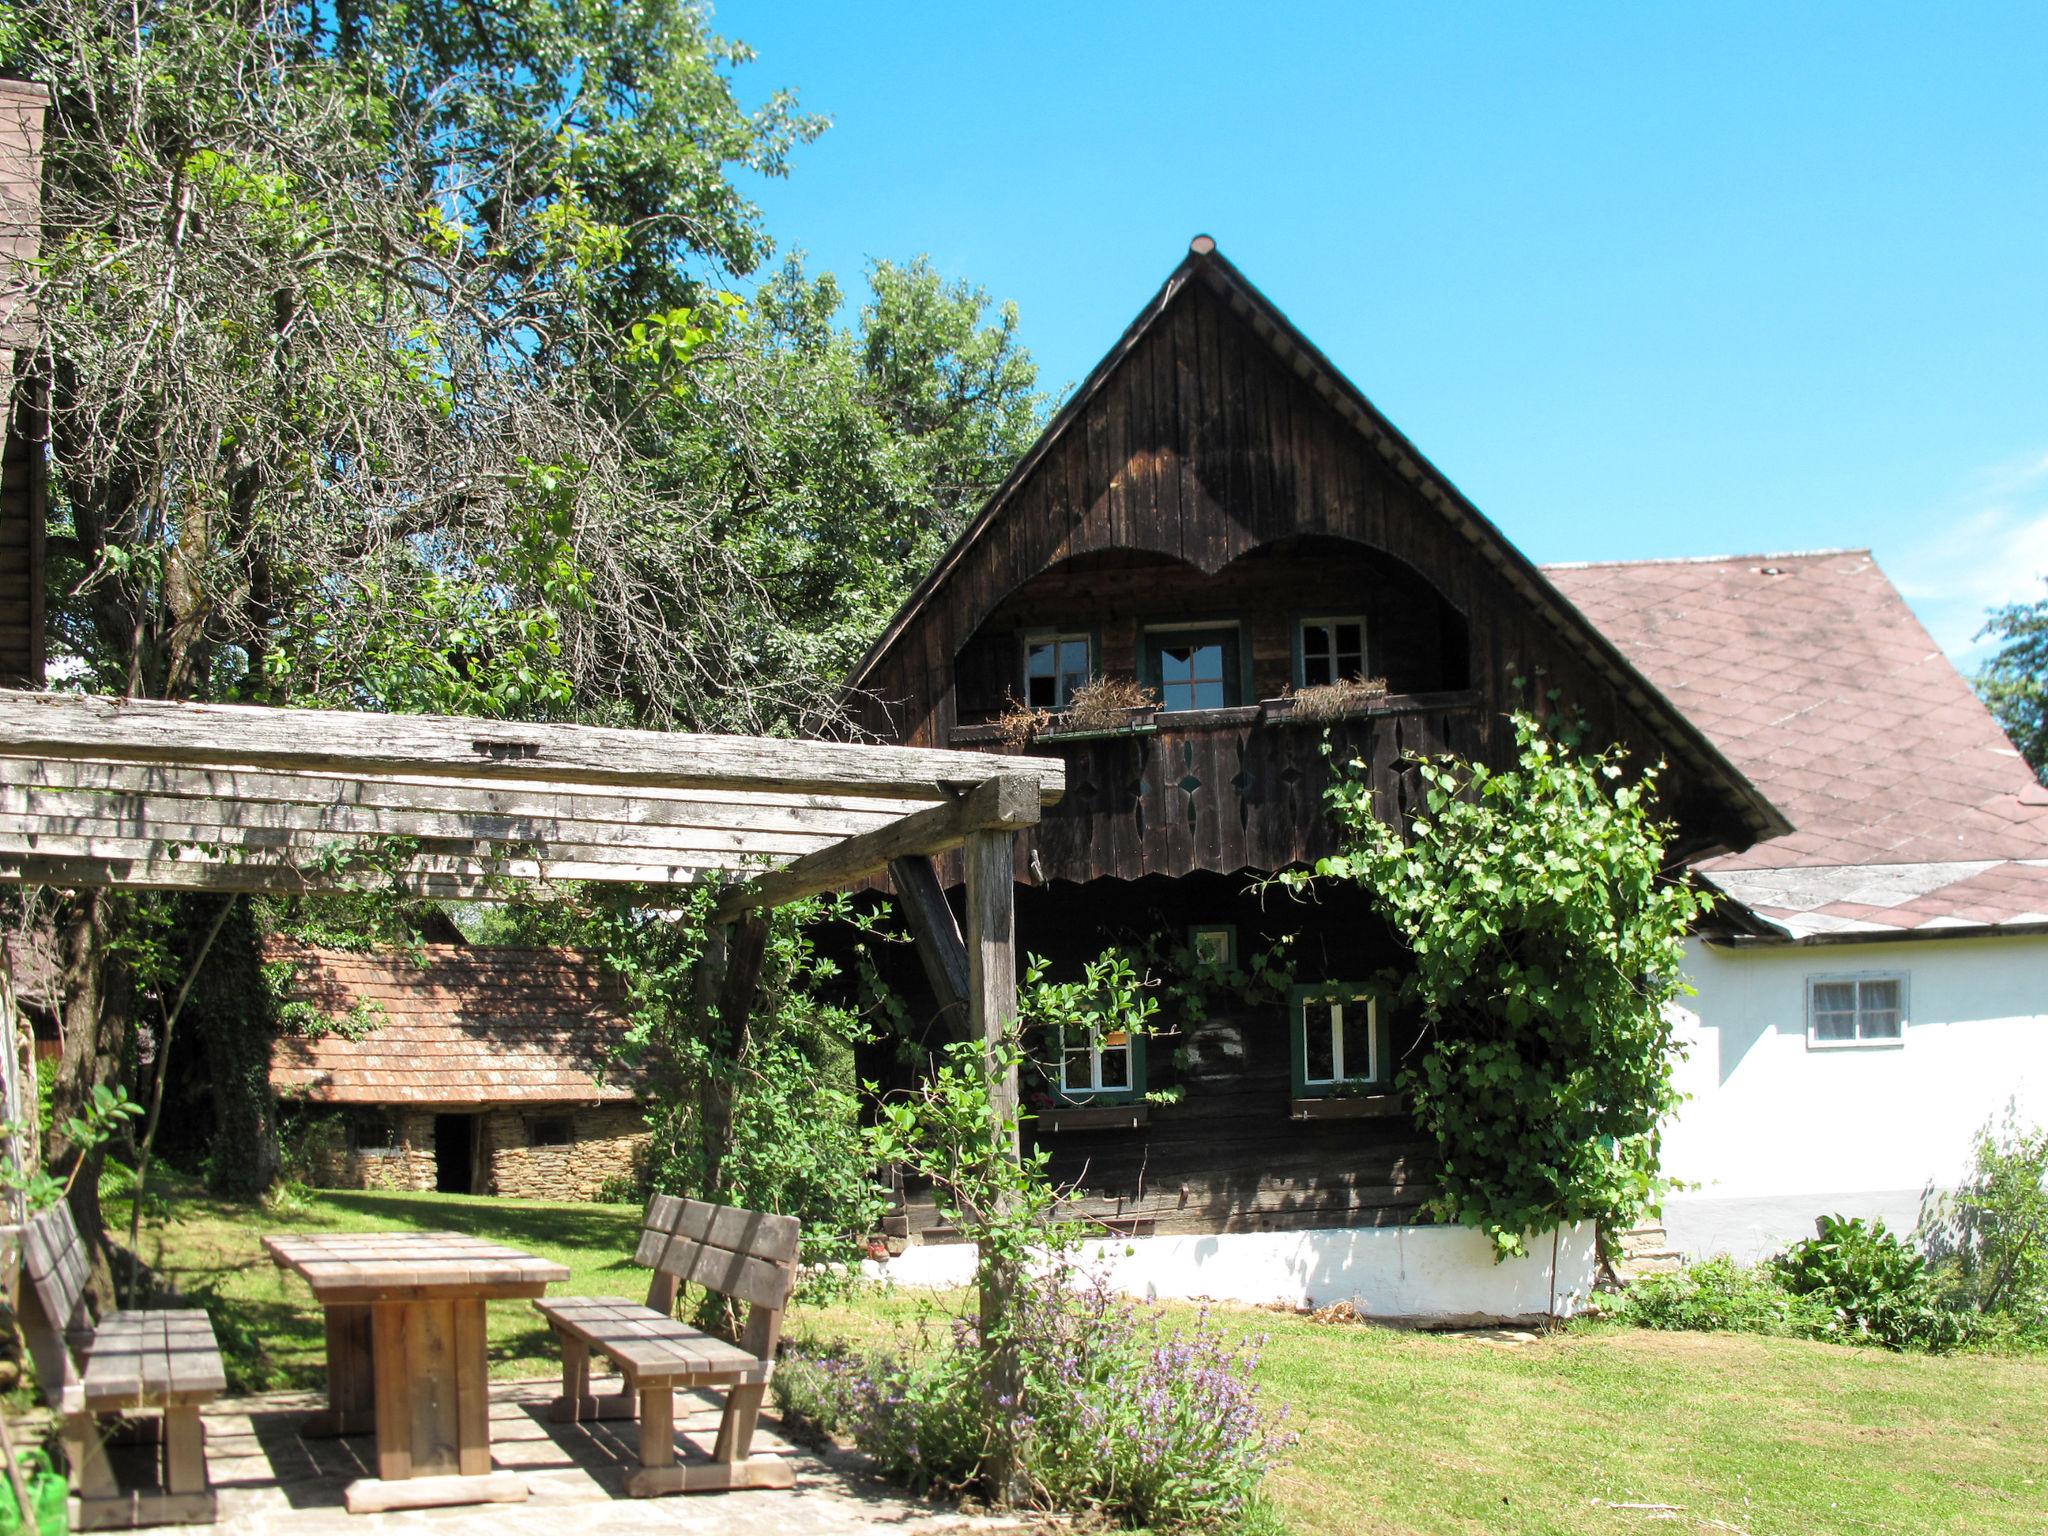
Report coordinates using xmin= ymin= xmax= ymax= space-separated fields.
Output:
xmin=0 ymin=685 xmax=1063 ymax=1168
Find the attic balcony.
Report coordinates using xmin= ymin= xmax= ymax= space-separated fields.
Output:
xmin=947 ymin=688 xmax=1486 ymax=883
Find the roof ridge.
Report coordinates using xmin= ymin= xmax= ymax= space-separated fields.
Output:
xmin=1542 ymin=548 xmax=1869 ymax=571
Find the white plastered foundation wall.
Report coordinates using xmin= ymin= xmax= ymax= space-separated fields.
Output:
xmin=871 ymin=1222 xmax=1598 ymax=1324
xmin=1661 ymin=932 xmax=2048 ymax=1262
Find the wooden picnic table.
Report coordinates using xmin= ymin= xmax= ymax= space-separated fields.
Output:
xmin=263 ymin=1230 xmax=570 ymax=1514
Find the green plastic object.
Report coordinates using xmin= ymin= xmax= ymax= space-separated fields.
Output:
xmin=0 ymin=1446 xmax=67 ymax=1536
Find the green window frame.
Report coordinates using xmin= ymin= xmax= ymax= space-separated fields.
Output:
xmin=1143 ymin=625 xmax=1244 ymax=711
xmin=1290 ymin=985 xmax=1389 ymax=1098
xmin=1055 ymin=1025 xmax=1147 ymax=1105
xmin=1189 ymin=924 xmax=1237 ymax=969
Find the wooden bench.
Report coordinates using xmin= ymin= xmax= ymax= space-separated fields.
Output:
xmin=16 ymin=1203 xmax=226 ymax=1530
xmin=534 ymin=1194 xmax=799 ymax=1497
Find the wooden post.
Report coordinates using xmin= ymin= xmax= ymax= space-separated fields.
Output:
xmin=962 ymin=826 xmax=1026 ymax=1507
xmin=888 ymin=855 xmax=971 ymax=1040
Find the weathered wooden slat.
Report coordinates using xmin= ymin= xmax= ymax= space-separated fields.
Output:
xmin=0 ymin=844 xmax=753 ymax=896
xmin=0 ymin=788 xmax=854 ymax=859
xmin=712 ymin=772 xmax=1041 ymax=921
xmin=2 ymin=758 xmax=920 ymax=833
xmin=0 ymin=690 xmax=1066 ymax=802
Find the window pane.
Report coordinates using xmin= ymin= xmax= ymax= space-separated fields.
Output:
xmin=1335 ymin=623 xmax=1364 ymax=660
xmin=1026 ymin=641 xmax=1056 ymax=708
xmin=1813 ymin=1010 xmax=1858 ymax=1042
xmin=1062 ymin=1042 xmax=1091 ymax=1092
xmin=1812 ymin=982 xmax=1855 ymax=1015
xmin=1302 ymin=654 xmax=1333 ymax=687
xmin=1058 ymin=638 xmax=1091 ymax=701
xmin=1857 ymin=977 xmax=1900 ymax=1039
xmin=1099 ymin=1045 xmax=1130 ymax=1090
xmin=1340 ymin=1002 xmax=1372 ymax=1081
xmin=1304 ymin=1003 xmax=1336 ymax=1081
xmin=1193 ymin=928 xmax=1231 ymax=967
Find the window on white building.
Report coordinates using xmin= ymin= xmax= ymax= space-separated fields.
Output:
xmin=1806 ymin=974 xmax=1906 ymax=1048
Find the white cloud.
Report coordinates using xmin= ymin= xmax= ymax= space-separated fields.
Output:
xmin=1886 ymin=456 xmax=2048 ymax=663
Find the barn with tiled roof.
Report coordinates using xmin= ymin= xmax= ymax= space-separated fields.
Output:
xmin=269 ymin=944 xmax=650 ymax=1202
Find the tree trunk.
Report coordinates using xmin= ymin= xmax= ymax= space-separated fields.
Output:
xmin=50 ymin=891 xmax=132 ymax=1301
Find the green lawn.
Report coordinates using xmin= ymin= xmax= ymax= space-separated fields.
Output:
xmin=141 ymin=1188 xmax=2048 ymax=1536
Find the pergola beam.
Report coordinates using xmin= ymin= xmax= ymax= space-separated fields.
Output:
xmin=0 ymin=692 xmax=1063 ymax=907
xmin=712 ymin=775 xmax=1039 ymax=922
xmin=0 ymin=692 xmax=1064 ymax=802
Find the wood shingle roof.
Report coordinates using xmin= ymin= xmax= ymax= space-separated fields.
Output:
xmin=267 ymin=943 xmax=643 ymax=1106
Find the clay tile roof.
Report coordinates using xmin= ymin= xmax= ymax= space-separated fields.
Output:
xmin=1544 ymin=550 xmax=2048 ymax=937
xmin=267 ymin=942 xmax=644 ymax=1107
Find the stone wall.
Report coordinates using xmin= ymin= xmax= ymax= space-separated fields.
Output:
xmin=483 ymin=1103 xmax=647 ymax=1201
xmin=301 ymin=1108 xmax=439 ymax=1192
xmin=294 ymin=1101 xmax=648 ymax=1201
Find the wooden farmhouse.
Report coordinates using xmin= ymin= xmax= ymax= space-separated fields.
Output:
xmin=268 ymin=944 xmax=650 ymax=1202
xmin=842 ymin=236 xmax=1795 ymax=1315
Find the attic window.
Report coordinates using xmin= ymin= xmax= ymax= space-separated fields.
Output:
xmin=1024 ymin=632 xmax=1092 ymax=709
xmin=1298 ymin=617 xmax=1367 ymax=688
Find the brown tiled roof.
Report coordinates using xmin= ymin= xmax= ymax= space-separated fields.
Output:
xmin=1545 ymin=550 xmax=2048 ymax=938
xmin=268 ymin=943 xmax=644 ymax=1106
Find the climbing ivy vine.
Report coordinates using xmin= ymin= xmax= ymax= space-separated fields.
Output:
xmin=1297 ymin=711 xmax=1709 ymax=1258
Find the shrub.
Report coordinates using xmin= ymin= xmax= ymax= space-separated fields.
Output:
xmin=776 ymin=1264 xmax=1293 ymax=1531
xmin=1610 ymin=1256 xmax=1833 ymax=1338
xmin=1773 ymin=1215 xmax=1974 ymax=1353
xmin=1930 ymin=1121 xmax=2048 ymax=1323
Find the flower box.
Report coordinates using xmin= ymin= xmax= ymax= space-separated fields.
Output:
xmin=1289 ymin=1093 xmax=1408 ymax=1122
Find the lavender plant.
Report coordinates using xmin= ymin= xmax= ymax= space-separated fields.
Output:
xmin=776 ymin=1260 xmax=1292 ymax=1531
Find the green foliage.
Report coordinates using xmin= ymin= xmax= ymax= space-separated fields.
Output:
xmin=587 ymin=886 xmax=884 ymax=1283
xmin=1977 ymin=578 xmax=2047 ymax=781
xmin=1774 ymin=1215 xmax=1974 ymax=1352
xmin=1931 ymin=1120 xmax=2048 ymax=1321
xmin=0 ymin=1084 xmax=141 ymax=1212
xmin=1609 ymin=1255 xmax=1835 ymax=1338
xmin=1301 ymin=711 xmax=1707 ymax=1256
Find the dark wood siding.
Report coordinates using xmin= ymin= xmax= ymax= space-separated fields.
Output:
xmin=855 ymin=874 xmax=1440 ymax=1241
xmin=852 ymin=269 xmax=1754 ymax=872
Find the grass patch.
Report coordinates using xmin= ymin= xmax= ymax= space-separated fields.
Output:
xmin=138 ymin=1187 xmax=2048 ymax=1533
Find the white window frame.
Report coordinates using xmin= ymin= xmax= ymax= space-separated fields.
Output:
xmin=1058 ymin=1026 xmax=1134 ymax=1098
xmin=1301 ymin=992 xmax=1378 ymax=1086
xmin=1805 ymin=972 xmax=1908 ymax=1051
xmin=1298 ymin=615 xmax=1369 ymax=689
xmin=1022 ymin=631 xmax=1092 ymax=709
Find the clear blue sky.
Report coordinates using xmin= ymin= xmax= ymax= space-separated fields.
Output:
xmin=721 ymin=1 xmax=2048 ymax=662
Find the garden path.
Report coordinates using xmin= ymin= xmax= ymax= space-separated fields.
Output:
xmin=115 ymin=1377 xmax=1020 ymax=1535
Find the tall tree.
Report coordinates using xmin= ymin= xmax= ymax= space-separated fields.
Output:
xmin=1 ymin=0 xmax=1046 ymax=1238
xmin=1979 ymin=580 xmax=2047 ymax=782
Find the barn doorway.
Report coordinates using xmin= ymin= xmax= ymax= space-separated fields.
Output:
xmin=433 ymin=1114 xmax=477 ymax=1194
